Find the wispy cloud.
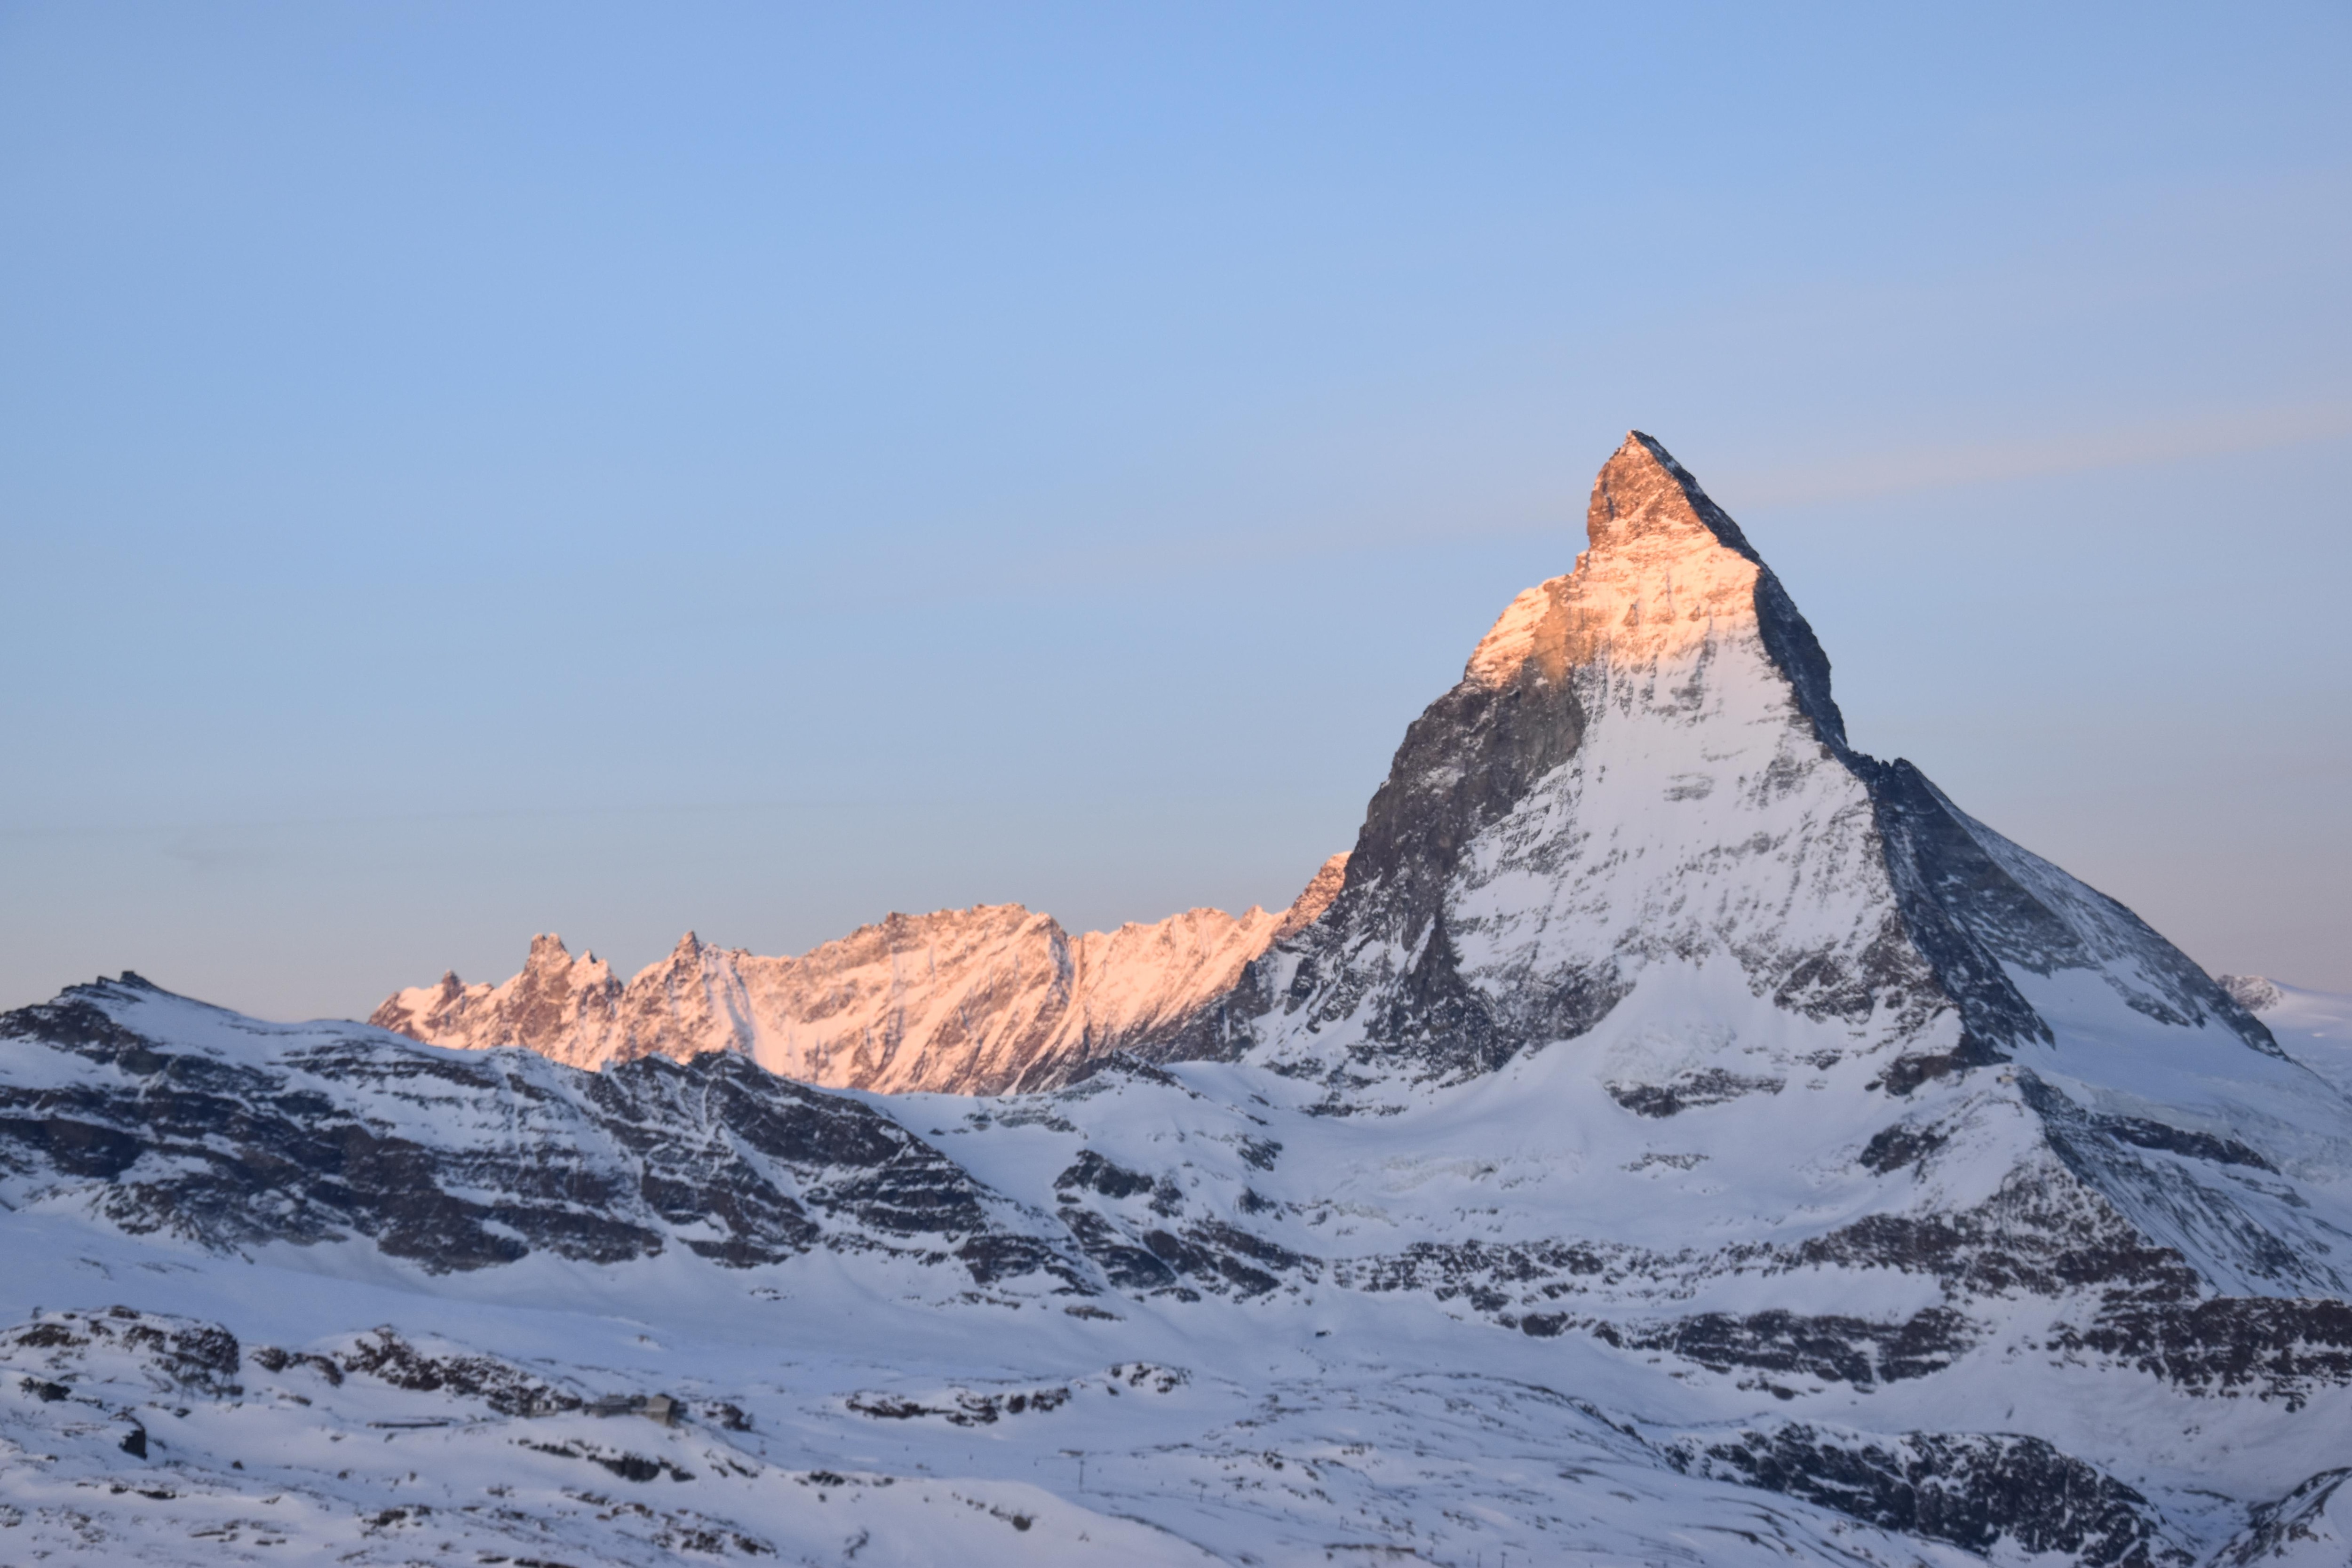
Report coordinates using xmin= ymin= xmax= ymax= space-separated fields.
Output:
xmin=1715 ymin=399 xmax=2352 ymax=510
xmin=1001 ymin=398 xmax=2352 ymax=589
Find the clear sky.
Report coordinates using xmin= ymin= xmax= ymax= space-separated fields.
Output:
xmin=3 ymin=2 xmax=2348 ymax=1018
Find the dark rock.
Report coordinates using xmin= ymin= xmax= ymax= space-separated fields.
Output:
xmin=846 ymin=1385 xmax=1070 ymax=1427
xmin=1349 ymin=1237 xmax=1614 ymax=1302
xmin=116 ymin=1316 xmax=241 ymax=1395
xmin=1058 ymin=1207 xmax=1182 ymax=1293
xmin=0 ymin=982 xmax=1083 ymax=1291
xmin=250 ymin=1345 xmax=345 ymax=1386
xmin=2098 ymin=1116 xmax=2273 ymax=1171
xmin=2049 ymin=1296 xmax=2352 ymax=1409
xmin=1053 ymin=1151 xmax=1155 ymax=1200
xmin=1605 ymin=1070 xmax=1783 ymax=1118
xmin=1601 ymin=1307 xmax=1975 ymax=1388
xmin=2019 ymin=1073 xmax=2276 ymax=1172
xmin=1792 ymin=1169 xmax=2204 ymax=1300
xmin=1859 ymin=1122 xmax=1947 ymax=1174
xmin=1675 ymin=1422 xmax=2188 ymax=1566
xmin=337 ymin=1329 xmax=581 ymax=1418
xmin=1875 ymin=1044 xmax=1997 ymax=1097
xmin=1235 ymin=1137 xmax=1283 ymax=1171
xmin=527 ymin=1441 xmax=690 ymax=1482
xmin=3 ymin=1308 xmax=242 ymax=1398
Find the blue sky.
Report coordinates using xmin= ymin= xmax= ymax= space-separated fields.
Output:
xmin=3 ymin=1 xmax=2348 ymax=1016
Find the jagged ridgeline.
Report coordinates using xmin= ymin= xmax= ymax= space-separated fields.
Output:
xmin=368 ymin=861 xmax=1351 ymax=1092
xmin=4 ymin=433 xmax=2350 ymax=1566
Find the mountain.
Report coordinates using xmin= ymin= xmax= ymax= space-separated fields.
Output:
xmin=1229 ymin=434 xmax=2277 ymax=1096
xmin=370 ymin=856 xmax=1348 ymax=1094
xmin=5 ymin=433 xmax=2348 ymax=1567
xmin=2224 ymin=975 xmax=2352 ymax=1098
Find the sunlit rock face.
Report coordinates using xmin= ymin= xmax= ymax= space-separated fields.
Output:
xmin=372 ymin=859 xmax=1347 ymax=1094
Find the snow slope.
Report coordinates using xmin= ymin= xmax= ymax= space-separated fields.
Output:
xmin=4 ymin=978 xmax=2346 ymax=1565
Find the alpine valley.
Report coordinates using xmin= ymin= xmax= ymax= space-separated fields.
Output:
xmin=6 ymin=435 xmax=2350 ymax=1567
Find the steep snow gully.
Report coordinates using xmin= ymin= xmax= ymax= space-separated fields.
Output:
xmin=5 ymin=434 xmax=2349 ymax=1566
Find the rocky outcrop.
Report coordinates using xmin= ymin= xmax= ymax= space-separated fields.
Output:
xmin=2049 ymin=1295 xmax=2352 ymax=1409
xmin=1 ymin=976 xmax=1084 ymax=1284
xmin=2221 ymin=974 xmax=2286 ymax=1013
xmin=373 ymin=861 xmax=1346 ymax=1095
xmin=1670 ymin=1423 xmax=2190 ymax=1566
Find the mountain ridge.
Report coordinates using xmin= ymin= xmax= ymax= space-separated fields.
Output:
xmin=6 ymin=431 xmax=2348 ymax=1565
xmin=370 ymin=852 xmax=1349 ymax=1093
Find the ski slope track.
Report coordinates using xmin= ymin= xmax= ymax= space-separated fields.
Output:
xmin=5 ymin=433 xmax=2350 ymax=1565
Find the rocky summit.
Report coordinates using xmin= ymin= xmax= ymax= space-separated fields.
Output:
xmin=4 ymin=433 xmax=2349 ymax=1567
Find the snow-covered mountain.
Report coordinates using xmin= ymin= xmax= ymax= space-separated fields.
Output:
xmin=2225 ymin=974 xmax=2352 ymax=1098
xmin=6 ymin=433 xmax=2349 ymax=1566
xmin=1230 ymin=434 xmax=2276 ymax=1094
xmin=371 ymin=857 xmax=1348 ymax=1094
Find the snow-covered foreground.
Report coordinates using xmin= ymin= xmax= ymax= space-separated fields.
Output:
xmin=0 ymin=1209 xmax=2040 ymax=1568
xmin=3 ymin=979 xmax=2348 ymax=1566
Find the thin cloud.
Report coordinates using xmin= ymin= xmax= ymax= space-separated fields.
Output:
xmin=1717 ymin=399 xmax=2352 ymax=510
xmin=1007 ymin=398 xmax=2352 ymax=590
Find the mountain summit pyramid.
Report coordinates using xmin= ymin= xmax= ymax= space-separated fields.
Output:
xmin=1230 ymin=432 xmax=2278 ymax=1101
xmin=8 ymin=433 xmax=2349 ymax=1565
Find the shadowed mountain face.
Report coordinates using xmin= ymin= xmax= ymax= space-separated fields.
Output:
xmin=5 ymin=434 xmax=2348 ymax=1566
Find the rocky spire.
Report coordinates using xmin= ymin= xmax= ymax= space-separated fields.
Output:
xmin=1241 ymin=432 xmax=1870 ymax=1082
xmin=1588 ymin=431 xmax=1846 ymax=745
xmin=1231 ymin=432 xmax=2275 ymax=1105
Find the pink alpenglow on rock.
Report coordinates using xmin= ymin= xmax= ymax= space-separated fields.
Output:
xmin=372 ymin=855 xmax=1348 ymax=1094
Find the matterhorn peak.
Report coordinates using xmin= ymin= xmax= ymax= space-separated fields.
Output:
xmin=1233 ymin=433 xmax=2266 ymax=1111
xmin=1586 ymin=428 xmax=1761 ymax=557
xmin=1455 ymin=434 xmax=1847 ymax=745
